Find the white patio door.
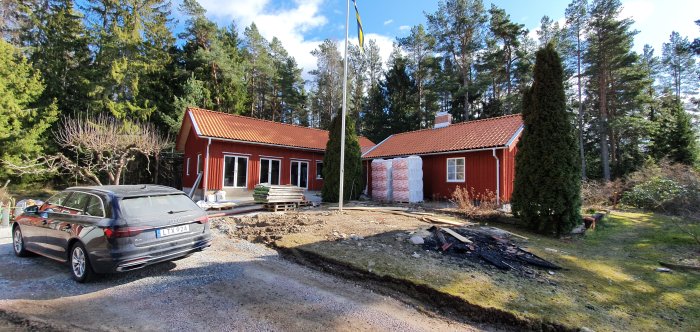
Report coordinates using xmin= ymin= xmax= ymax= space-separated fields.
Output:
xmin=259 ymin=158 xmax=281 ymax=185
xmin=290 ymin=161 xmax=308 ymax=188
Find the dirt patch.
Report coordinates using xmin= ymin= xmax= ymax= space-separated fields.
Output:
xmin=218 ymin=209 xmax=700 ymax=332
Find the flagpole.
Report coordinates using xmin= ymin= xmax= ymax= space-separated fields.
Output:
xmin=339 ymin=0 xmax=350 ymax=212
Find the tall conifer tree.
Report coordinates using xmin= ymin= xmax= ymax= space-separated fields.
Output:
xmin=512 ymin=44 xmax=581 ymax=236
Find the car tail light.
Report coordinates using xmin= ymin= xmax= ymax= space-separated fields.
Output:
xmin=103 ymin=226 xmax=147 ymax=239
xmin=195 ymin=216 xmax=209 ymax=224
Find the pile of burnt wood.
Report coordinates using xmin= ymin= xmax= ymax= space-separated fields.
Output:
xmin=422 ymin=226 xmax=561 ymax=274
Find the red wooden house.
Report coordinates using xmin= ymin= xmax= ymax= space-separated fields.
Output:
xmin=175 ymin=107 xmax=376 ymax=199
xmin=362 ymin=112 xmax=523 ymax=203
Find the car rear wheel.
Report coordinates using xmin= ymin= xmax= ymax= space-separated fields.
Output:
xmin=12 ymin=226 xmax=29 ymax=257
xmin=70 ymin=243 xmax=95 ymax=283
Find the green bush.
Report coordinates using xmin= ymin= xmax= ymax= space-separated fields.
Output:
xmin=621 ymin=177 xmax=685 ymax=210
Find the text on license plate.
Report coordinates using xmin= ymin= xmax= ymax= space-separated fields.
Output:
xmin=157 ymin=225 xmax=190 ymax=238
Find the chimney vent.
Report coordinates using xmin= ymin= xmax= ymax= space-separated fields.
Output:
xmin=434 ymin=111 xmax=452 ymax=129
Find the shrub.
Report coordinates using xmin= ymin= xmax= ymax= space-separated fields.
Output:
xmin=621 ymin=177 xmax=685 ymax=210
xmin=581 ymin=179 xmax=623 ymax=210
xmin=450 ymin=186 xmax=501 ymax=219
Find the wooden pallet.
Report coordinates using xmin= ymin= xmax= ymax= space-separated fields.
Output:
xmin=264 ymin=202 xmax=298 ymax=212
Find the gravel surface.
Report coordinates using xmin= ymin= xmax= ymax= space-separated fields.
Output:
xmin=0 ymin=225 xmax=485 ymax=331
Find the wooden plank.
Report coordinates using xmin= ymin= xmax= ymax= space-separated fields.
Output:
xmin=660 ymin=261 xmax=700 ymax=271
xmin=441 ymin=228 xmax=473 ymax=244
xmin=328 ymin=206 xmax=409 ymax=212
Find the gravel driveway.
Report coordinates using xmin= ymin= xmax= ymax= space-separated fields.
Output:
xmin=0 ymin=225 xmax=485 ymax=331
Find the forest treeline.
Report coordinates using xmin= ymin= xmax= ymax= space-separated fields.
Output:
xmin=0 ymin=0 xmax=699 ymax=182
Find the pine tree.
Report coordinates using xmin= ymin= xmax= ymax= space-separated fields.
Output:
xmin=398 ymin=24 xmax=436 ymax=128
xmin=426 ymin=0 xmax=488 ymax=120
xmin=29 ymin=0 xmax=91 ymax=116
xmin=321 ymin=114 xmax=364 ymax=202
xmin=661 ymin=31 xmax=698 ymax=103
xmin=309 ymin=39 xmax=344 ymax=129
xmin=585 ymin=0 xmax=637 ymax=181
xmin=651 ymin=94 xmax=698 ymax=165
xmin=384 ymin=50 xmax=420 ymax=135
xmin=512 ymin=44 xmax=581 ymax=236
xmin=0 ymin=39 xmax=58 ymax=177
xmin=361 ymin=83 xmax=388 ymax=143
xmin=86 ymin=0 xmax=175 ymax=120
xmin=564 ymin=0 xmax=589 ymax=179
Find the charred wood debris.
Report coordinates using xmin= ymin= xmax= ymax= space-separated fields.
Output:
xmin=422 ymin=226 xmax=562 ymax=276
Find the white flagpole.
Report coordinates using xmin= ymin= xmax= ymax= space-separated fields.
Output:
xmin=339 ymin=0 xmax=350 ymax=212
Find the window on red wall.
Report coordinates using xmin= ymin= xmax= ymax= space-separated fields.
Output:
xmin=447 ymin=157 xmax=465 ymax=182
xmin=186 ymin=158 xmax=190 ymax=176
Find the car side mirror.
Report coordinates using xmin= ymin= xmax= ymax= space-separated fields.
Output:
xmin=24 ymin=205 xmax=39 ymax=214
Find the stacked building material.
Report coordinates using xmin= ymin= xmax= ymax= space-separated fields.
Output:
xmin=253 ymin=184 xmax=305 ymax=203
xmin=371 ymin=159 xmax=392 ymax=201
xmin=392 ymin=156 xmax=423 ymax=203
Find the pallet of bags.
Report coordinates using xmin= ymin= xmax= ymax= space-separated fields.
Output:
xmin=391 ymin=155 xmax=423 ymax=203
xmin=371 ymin=159 xmax=393 ymax=201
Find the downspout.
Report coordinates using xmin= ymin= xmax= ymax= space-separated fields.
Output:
xmin=204 ymin=138 xmax=211 ymax=201
xmin=492 ymin=148 xmax=500 ymax=206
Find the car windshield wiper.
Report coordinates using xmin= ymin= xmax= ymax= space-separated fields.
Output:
xmin=167 ymin=209 xmax=190 ymax=214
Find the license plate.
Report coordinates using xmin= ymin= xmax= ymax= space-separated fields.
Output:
xmin=157 ymin=225 xmax=190 ymax=238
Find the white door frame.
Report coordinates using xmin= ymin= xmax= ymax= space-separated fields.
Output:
xmin=259 ymin=158 xmax=282 ymax=185
xmin=290 ymin=160 xmax=309 ymax=189
xmin=222 ymin=155 xmax=249 ymax=188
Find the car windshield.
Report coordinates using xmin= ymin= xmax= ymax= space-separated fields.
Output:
xmin=119 ymin=194 xmax=201 ymax=220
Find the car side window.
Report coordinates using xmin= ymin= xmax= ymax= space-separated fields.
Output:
xmin=85 ymin=196 xmax=106 ymax=218
xmin=46 ymin=191 xmax=71 ymax=207
xmin=63 ymin=192 xmax=91 ymax=214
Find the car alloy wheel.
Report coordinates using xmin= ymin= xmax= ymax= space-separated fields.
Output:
xmin=13 ymin=229 xmax=23 ymax=253
xmin=71 ymin=246 xmax=86 ymax=278
xmin=12 ymin=227 xmax=29 ymax=257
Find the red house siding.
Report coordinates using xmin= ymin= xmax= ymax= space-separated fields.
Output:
xmin=365 ymin=146 xmax=518 ymax=202
xmin=182 ymin=130 xmax=325 ymax=192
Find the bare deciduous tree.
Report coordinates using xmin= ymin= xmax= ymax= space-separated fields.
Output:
xmin=6 ymin=115 xmax=169 ymax=185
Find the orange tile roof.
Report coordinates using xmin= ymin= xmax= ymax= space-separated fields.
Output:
xmin=183 ymin=107 xmax=375 ymax=151
xmin=363 ymin=114 xmax=523 ymax=159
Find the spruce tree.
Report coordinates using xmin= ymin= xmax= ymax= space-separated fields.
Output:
xmin=321 ymin=114 xmax=364 ymax=202
xmin=512 ymin=44 xmax=581 ymax=236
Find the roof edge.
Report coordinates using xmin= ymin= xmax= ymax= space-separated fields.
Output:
xmin=203 ymin=136 xmax=326 ymax=152
xmin=361 ymin=134 xmax=394 ymax=158
xmin=362 ymin=145 xmax=508 ymax=160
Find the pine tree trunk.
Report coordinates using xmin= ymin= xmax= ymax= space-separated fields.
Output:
xmin=599 ymin=63 xmax=611 ymax=181
xmin=463 ymin=70 xmax=470 ymax=120
xmin=577 ymin=32 xmax=586 ymax=180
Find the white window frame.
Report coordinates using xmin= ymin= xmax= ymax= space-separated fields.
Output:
xmin=259 ymin=158 xmax=282 ymax=185
xmin=196 ymin=154 xmax=202 ymax=174
xmin=290 ymin=160 xmax=309 ymax=189
xmin=315 ymin=161 xmax=323 ymax=179
xmin=186 ymin=158 xmax=190 ymax=176
xmin=446 ymin=157 xmax=465 ymax=183
xmin=222 ymin=155 xmax=249 ymax=188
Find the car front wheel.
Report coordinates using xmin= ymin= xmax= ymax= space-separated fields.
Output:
xmin=70 ymin=243 xmax=95 ymax=283
xmin=12 ymin=226 xmax=30 ymax=257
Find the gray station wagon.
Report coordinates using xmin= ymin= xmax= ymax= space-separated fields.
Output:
xmin=11 ymin=185 xmax=212 ymax=282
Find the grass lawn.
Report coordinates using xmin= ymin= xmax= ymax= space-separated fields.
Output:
xmin=275 ymin=211 xmax=700 ymax=331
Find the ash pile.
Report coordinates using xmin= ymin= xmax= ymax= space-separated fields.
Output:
xmin=420 ymin=226 xmax=561 ymax=275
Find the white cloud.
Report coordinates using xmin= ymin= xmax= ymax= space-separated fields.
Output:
xmin=620 ymin=0 xmax=654 ymax=23
xmin=399 ymin=25 xmax=410 ymax=31
xmin=198 ymin=0 xmax=327 ymax=79
xmin=383 ymin=19 xmax=393 ymax=26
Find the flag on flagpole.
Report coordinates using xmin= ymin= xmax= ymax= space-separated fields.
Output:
xmin=353 ymin=0 xmax=364 ymax=53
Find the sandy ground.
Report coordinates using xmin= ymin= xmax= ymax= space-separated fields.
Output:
xmin=0 ymin=224 xmax=486 ymax=332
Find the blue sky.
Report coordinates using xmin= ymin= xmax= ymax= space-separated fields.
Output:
xmin=195 ymin=0 xmax=700 ymax=78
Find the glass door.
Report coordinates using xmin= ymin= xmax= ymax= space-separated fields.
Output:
xmin=223 ymin=155 xmax=248 ymax=188
xmin=290 ymin=161 xmax=308 ymax=188
xmin=259 ymin=159 xmax=281 ymax=185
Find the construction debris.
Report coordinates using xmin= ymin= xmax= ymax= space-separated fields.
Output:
xmin=422 ymin=226 xmax=560 ymax=274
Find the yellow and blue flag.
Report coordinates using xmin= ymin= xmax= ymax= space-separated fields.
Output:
xmin=353 ymin=0 xmax=364 ymax=53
